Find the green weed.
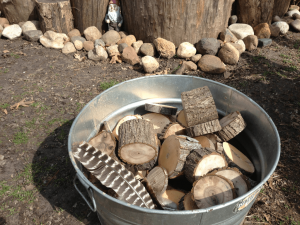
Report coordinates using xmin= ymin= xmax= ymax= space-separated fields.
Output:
xmin=25 ymin=118 xmax=36 ymax=128
xmin=99 ymin=80 xmax=119 ymax=90
xmin=0 ymin=103 xmax=9 ymax=109
xmin=10 ymin=53 xmax=20 ymax=59
xmin=280 ymin=54 xmax=291 ymax=59
xmin=13 ymin=132 xmax=28 ymax=145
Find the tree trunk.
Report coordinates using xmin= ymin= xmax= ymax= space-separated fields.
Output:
xmin=236 ymin=0 xmax=290 ymax=27
xmin=70 ymin=0 xmax=109 ymax=34
xmin=35 ymin=0 xmax=74 ymax=33
xmin=0 ymin=0 xmax=38 ymax=24
xmin=120 ymin=0 xmax=235 ymax=47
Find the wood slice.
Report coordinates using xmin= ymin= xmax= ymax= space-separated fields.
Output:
xmin=223 ymin=142 xmax=255 ymax=175
xmin=145 ymin=103 xmax=178 ymax=116
xmin=176 ymin=110 xmax=188 ymax=127
xmin=142 ymin=113 xmax=171 ymax=134
xmin=146 ymin=166 xmax=168 ymax=195
xmin=184 ymin=148 xmax=227 ymax=183
xmin=186 ymin=119 xmax=222 ymax=137
xmin=35 ymin=0 xmax=74 ymax=33
xmin=112 ymin=115 xmax=142 ymax=140
xmin=158 ymin=122 xmax=186 ymax=140
xmin=135 ymin=170 xmax=148 ymax=181
xmin=205 ymin=134 xmax=218 ymax=149
xmin=161 ymin=188 xmax=186 ymax=209
xmin=118 ymin=119 xmax=158 ymax=170
xmin=193 ymin=136 xmax=215 ymax=150
xmin=216 ymin=142 xmax=224 ymax=155
xmin=192 ymin=175 xmax=235 ymax=209
xmin=178 ymin=192 xmax=198 ymax=210
xmin=158 ymin=135 xmax=202 ymax=179
xmin=88 ymin=130 xmax=116 ymax=156
xmin=217 ymin=111 xmax=246 ymax=142
xmin=209 ymin=168 xmax=250 ymax=197
xmin=181 ymin=86 xmax=218 ymax=127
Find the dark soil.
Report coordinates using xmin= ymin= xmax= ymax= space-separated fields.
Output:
xmin=0 ymin=32 xmax=299 ymax=225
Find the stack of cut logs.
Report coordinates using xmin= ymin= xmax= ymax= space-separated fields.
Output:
xmin=74 ymin=86 xmax=256 ymax=210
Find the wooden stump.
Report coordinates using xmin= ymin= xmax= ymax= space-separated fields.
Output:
xmin=181 ymin=86 xmax=219 ymax=127
xmin=217 ymin=111 xmax=246 ymax=142
xmin=118 ymin=119 xmax=158 ymax=170
xmin=193 ymin=136 xmax=215 ymax=150
xmin=176 ymin=110 xmax=188 ymax=127
xmin=112 ymin=115 xmax=142 ymax=140
xmin=35 ymin=0 xmax=74 ymax=33
xmin=161 ymin=188 xmax=186 ymax=209
xmin=145 ymin=103 xmax=178 ymax=116
xmin=142 ymin=113 xmax=171 ymax=134
xmin=158 ymin=122 xmax=186 ymax=140
xmin=158 ymin=135 xmax=202 ymax=179
xmin=186 ymin=119 xmax=222 ymax=137
xmin=184 ymin=148 xmax=227 ymax=183
xmin=223 ymin=142 xmax=255 ymax=175
xmin=88 ymin=130 xmax=116 ymax=156
xmin=120 ymin=0 xmax=235 ymax=46
xmin=178 ymin=192 xmax=198 ymax=210
xmin=192 ymin=175 xmax=235 ymax=209
xmin=70 ymin=0 xmax=109 ymax=34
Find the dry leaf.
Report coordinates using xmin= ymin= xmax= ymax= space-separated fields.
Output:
xmin=110 ymin=53 xmax=122 ymax=64
xmin=3 ymin=50 xmax=9 ymax=54
xmin=264 ymin=214 xmax=270 ymax=222
xmin=10 ymin=99 xmax=34 ymax=110
xmin=74 ymin=54 xmax=85 ymax=62
xmin=3 ymin=109 xmax=8 ymax=115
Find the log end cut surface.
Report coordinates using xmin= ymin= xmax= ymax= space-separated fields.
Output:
xmin=88 ymin=131 xmax=115 ymax=156
xmin=179 ymin=192 xmax=198 ymax=210
xmin=146 ymin=166 xmax=168 ymax=195
xmin=142 ymin=113 xmax=171 ymax=134
xmin=120 ymin=143 xmax=157 ymax=165
xmin=176 ymin=110 xmax=188 ymax=127
xmin=161 ymin=189 xmax=186 ymax=207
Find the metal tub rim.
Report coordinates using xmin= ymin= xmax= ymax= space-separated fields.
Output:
xmin=68 ymin=75 xmax=281 ymax=215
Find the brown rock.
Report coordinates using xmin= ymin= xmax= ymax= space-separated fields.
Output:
xmin=293 ymin=13 xmax=300 ymax=20
xmin=3 ymin=24 xmax=10 ymax=28
xmin=117 ymin=35 xmax=136 ymax=47
xmin=83 ymin=41 xmax=94 ymax=51
xmin=243 ymin=35 xmax=258 ymax=51
xmin=282 ymin=16 xmax=294 ymax=25
xmin=191 ymin=54 xmax=202 ymax=63
xmin=289 ymin=5 xmax=299 ymax=11
xmin=219 ymin=29 xmax=238 ymax=43
xmin=198 ymin=55 xmax=226 ymax=74
xmin=68 ymin=29 xmax=81 ymax=39
xmin=0 ymin=18 xmax=9 ymax=27
xmin=254 ymin=23 xmax=271 ymax=39
xmin=272 ymin=16 xmax=281 ymax=23
xmin=153 ymin=37 xmax=176 ymax=59
xmin=121 ymin=46 xmax=140 ymax=65
xmin=218 ymin=43 xmax=240 ymax=65
xmin=84 ymin=26 xmax=102 ymax=42
xmin=228 ymin=43 xmax=244 ymax=55
xmin=119 ymin=31 xmax=128 ymax=39
xmin=218 ymin=40 xmax=225 ymax=46
xmin=101 ymin=30 xmax=121 ymax=46
xmin=270 ymin=25 xmax=280 ymax=37
xmin=140 ymin=43 xmax=156 ymax=57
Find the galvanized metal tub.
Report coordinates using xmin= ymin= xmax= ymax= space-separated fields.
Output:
xmin=68 ymin=75 xmax=280 ymax=225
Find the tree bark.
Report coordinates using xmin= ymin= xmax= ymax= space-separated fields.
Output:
xmin=236 ymin=0 xmax=290 ymax=27
xmin=120 ymin=0 xmax=235 ymax=47
xmin=70 ymin=0 xmax=109 ymax=34
xmin=0 ymin=0 xmax=38 ymax=24
xmin=186 ymin=120 xmax=222 ymax=137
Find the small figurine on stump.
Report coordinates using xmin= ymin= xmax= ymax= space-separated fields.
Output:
xmin=105 ymin=0 xmax=123 ymax=32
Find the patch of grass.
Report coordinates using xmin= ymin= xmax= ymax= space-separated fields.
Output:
xmin=280 ymin=54 xmax=291 ymax=59
xmin=99 ymin=80 xmax=119 ymax=90
xmin=0 ymin=103 xmax=9 ymax=109
xmin=10 ymin=52 xmax=20 ymax=59
xmin=31 ymin=102 xmax=39 ymax=108
xmin=283 ymin=65 xmax=297 ymax=72
xmin=76 ymin=102 xmax=83 ymax=112
xmin=170 ymin=64 xmax=181 ymax=74
xmin=25 ymin=118 xmax=36 ymax=128
xmin=58 ymin=130 xmax=67 ymax=141
xmin=276 ymin=72 xmax=287 ymax=78
xmin=13 ymin=132 xmax=29 ymax=145
xmin=0 ymin=68 xmax=9 ymax=73
xmin=260 ymin=188 xmax=265 ymax=193
xmin=252 ymin=55 xmax=265 ymax=63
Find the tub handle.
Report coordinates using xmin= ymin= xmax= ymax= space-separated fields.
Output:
xmin=73 ymin=174 xmax=97 ymax=212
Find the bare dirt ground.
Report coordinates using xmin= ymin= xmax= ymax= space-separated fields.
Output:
xmin=0 ymin=31 xmax=300 ymax=225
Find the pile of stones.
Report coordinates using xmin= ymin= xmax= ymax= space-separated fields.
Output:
xmin=0 ymin=5 xmax=299 ymax=75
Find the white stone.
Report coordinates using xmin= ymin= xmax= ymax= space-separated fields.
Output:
xmin=228 ymin=23 xmax=254 ymax=39
xmin=132 ymin=40 xmax=143 ymax=54
xmin=74 ymin=40 xmax=83 ymax=50
xmin=2 ymin=24 xmax=22 ymax=40
xmin=235 ymin=40 xmax=246 ymax=53
xmin=272 ymin=21 xmax=289 ymax=34
xmin=95 ymin=46 xmax=108 ymax=60
xmin=142 ymin=56 xmax=159 ymax=73
xmin=84 ymin=26 xmax=102 ymax=42
xmin=286 ymin=9 xmax=300 ymax=17
xmin=21 ymin=21 xmax=37 ymax=33
xmin=177 ymin=42 xmax=196 ymax=58
xmin=44 ymin=30 xmax=69 ymax=42
xmin=106 ymin=45 xmax=119 ymax=57
xmin=62 ymin=42 xmax=76 ymax=54
xmin=39 ymin=35 xmax=64 ymax=49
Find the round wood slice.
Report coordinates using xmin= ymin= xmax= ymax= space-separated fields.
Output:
xmin=223 ymin=142 xmax=255 ymax=175
xmin=146 ymin=166 xmax=168 ymax=195
xmin=204 ymin=134 xmax=218 ymax=149
xmin=161 ymin=189 xmax=186 ymax=208
xmin=158 ymin=135 xmax=202 ymax=179
xmin=142 ymin=113 xmax=171 ymax=134
xmin=118 ymin=119 xmax=158 ymax=170
xmin=184 ymin=148 xmax=227 ymax=183
xmin=192 ymin=175 xmax=235 ymax=209
xmin=194 ymin=136 xmax=215 ymax=150
xmin=178 ymin=192 xmax=198 ymax=210
xmin=209 ymin=168 xmax=250 ymax=197
xmin=88 ymin=130 xmax=116 ymax=156
xmin=176 ymin=110 xmax=188 ymax=127
xmin=158 ymin=122 xmax=186 ymax=140
xmin=186 ymin=119 xmax=222 ymax=137
xmin=217 ymin=111 xmax=246 ymax=142
xmin=145 ymin=103 xmax=178 ymax=116
xmin=112 ymin=115 xmax=142 ymax=140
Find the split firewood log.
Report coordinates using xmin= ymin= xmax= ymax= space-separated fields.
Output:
xmin=158 ymin=122 xmax=186 ymax=140
xmin=118 ymin=119 xmax=158 ymax=170
xmin=158 ymin=135 xmax=202 ymax=179
xmin=135 ymin=170 xmax=148 ymax=181
xmin=192 ymin=175 xmax=235 ymax=209
xmin=204 ymin=134 xmax=218 ymax=149
xmin=217 ymin=111 xmax=246 ymax=142
xmin=142 ymin=113 xmax=171 ymax=134
xmin=193 ymin=136 xmax=215 ymax=150
xmin=145 ymin=103 xmax=178 ymax=116
xmin=186 ymin=119 xmax=222 ymax=137
xmin=161 ymin=187 xmax=186 ymax=209
xmin=176 ymin=110 xmax=188 ymax=127
xmin=112 ymin=115 xmax=142 ymax=140
xmin=223 ymin=142 xmax=255 ymax=175
xmin=216 ymin=142 xmax=224 ymax=154
xmin=209 ymin=168 xmax=250 ymax=197
xmin=178 ymin=192 xmax=198 ymax=210
xmin=181 ymin=86 xmax=219 ymax=127
xmin=184 ymin=148 xmax=227 ymax=183
xmin=88 ymin=130 xmax=116 ymax=156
